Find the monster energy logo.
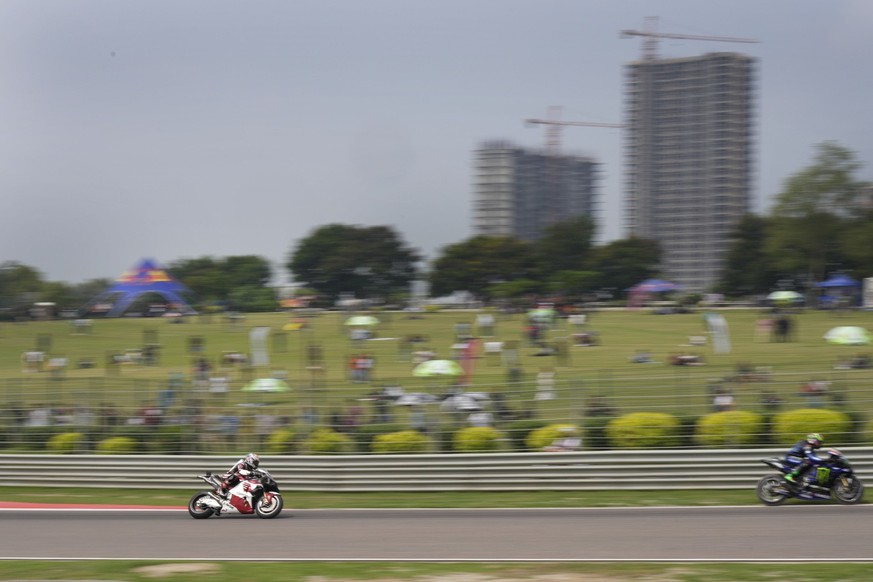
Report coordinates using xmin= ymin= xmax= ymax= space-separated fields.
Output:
xmin=815 ymin=467 xmax=831 ymax=485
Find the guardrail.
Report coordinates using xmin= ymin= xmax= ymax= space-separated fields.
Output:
xmin=3 ymin=448 xmax=873 ymax=491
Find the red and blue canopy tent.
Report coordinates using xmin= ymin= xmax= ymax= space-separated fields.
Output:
xmin=83 ymin=258 xmax=197 ymax=317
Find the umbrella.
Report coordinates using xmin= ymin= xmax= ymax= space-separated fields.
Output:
xmin=440 ymin=393 xmax=483 ymax=412
xmin=631 ymin=279 xmax=680 ymax=293
xmin=395 ymin=393 xmax=439 ymax=406
xmin=824 ymin=326 xmax=872 ymax=346
xmin=768 ymin=290 xmax=802 ymax=302
xmin=345 ymin=315 xmax=380 ymax=326
xmin=412 ymin=359 xmax=463 ymax=377
xmin=243 ymin=378 xmax=290 ymax=392
xmin=528 ymin=308 xmax=556 ymax=323
xmin=816 ymin=275 xmax=859 ymax=288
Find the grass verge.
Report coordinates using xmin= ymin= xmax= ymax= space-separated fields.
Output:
xmin=0 ymin=560 xmax=871 ymax=581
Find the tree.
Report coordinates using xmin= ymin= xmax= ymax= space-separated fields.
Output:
xmin=428 ymin=236 xmax=537 ymax=299
xmin=589 ymin=237 xmax=660 ymax=295
xmin=287 ymin=224 xmax=421 ymax=301
xmin=767 ymin=142 xmax=872 ymax=284
xmin=168 ymin=255 xmax=273 ymax=308
xmin=535 ymin=216 xmax=596 ymax=276
xmin=0 ymin=261 xmax=45 ymax=309
xmin=717 ymin=214 xmax=780 ymax=296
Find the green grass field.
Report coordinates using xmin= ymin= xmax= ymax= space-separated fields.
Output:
xmin=2 ymin=307 xmax=873 ymax=452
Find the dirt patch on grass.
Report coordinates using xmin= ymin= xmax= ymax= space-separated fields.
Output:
xmin=132 ymin=562 xmax=222 ymax=577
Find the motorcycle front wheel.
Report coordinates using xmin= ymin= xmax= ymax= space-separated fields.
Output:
xmin=188 ymin=491 xmax=217 ymax=519
xmin=832 ymin=476 xmax=864 ymax=505
xmin=756 ymin=474 xmax=790 ymax=506
xmin=255 ymin=492 xmax=283 ymax=519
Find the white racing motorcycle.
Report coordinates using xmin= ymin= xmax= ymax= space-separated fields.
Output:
xmin=187 ymin=469 xmax=283 ymax=519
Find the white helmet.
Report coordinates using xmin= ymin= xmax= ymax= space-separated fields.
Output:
xmin=244 ymin=453 xmax=260 ymax=469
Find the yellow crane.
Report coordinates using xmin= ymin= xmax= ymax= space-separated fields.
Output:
xmin=621 ymin=16 xmax=759 ymax=61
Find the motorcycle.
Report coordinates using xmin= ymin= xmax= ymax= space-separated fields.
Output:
xmin=188 ymin=468 xmax=284 ymax=519
xmin=756 ymin=448 xmax=864 ymax=506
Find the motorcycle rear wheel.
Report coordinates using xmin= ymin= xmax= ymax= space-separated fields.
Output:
xmin=255 ymin=492 xmax=283 ymax=519
xmin=832 ymin=476 xmax=864 ymax=505
xmin=188 ymin=491 xmax=217 ymax=519
xmin=756 ymin=474 xmax=789 ymax=506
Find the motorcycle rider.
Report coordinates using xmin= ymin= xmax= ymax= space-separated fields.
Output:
xmin=783 ymin=433 xmax=824 ymax=488
xmin=217 ymin=452 xmax=260 ymax=498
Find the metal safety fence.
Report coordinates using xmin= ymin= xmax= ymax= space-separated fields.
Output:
xmin=2 ymin=448 xmax=873 ymax=491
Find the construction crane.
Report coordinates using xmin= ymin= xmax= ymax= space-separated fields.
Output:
xmin=524 ymin=106 xmax=625 ymax=156
xmin=621 ymin=16 xmax=758 ymax=61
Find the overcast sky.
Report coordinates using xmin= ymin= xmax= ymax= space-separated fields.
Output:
xmin=1 ymin=0 xmax=871 ymax=285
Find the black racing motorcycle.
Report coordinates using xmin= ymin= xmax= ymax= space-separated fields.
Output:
xmin=756 ymin=448 xmax=864 ymax=506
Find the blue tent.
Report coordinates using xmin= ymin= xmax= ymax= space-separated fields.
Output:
xmin=630 ymin=278 xmax=681 ymax=293
xmin=83 ymin=258 xmax=197 ymax=317
xmin=815 ymin=274 xmax=859 ymax=288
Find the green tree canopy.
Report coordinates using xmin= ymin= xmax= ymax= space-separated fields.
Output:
xmin=287 ymin=224 xmax=421 ymax=301
xmin=428 ymin=236 xmax=538 ymax=299
xmin=168 ymin=255 xmax=273 ymax=309
xmin=535 ymin=215 xmax=596 ymax=275
xmin=766 ymin=142 xmax=872 ymax=283
xmin=589 ymin=237 xmax=661 ymax=295
xmin=717 ymin=214 xmax=781 ymax=295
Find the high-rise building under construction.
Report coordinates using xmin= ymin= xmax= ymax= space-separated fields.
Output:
xmin=625 ymin=51 xmax=756 ymax=292
xmin=472 ymin=140 xmax=598 ymax=241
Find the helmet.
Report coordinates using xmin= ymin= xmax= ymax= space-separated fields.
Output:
xmin=244 ymin=453 xmax=260 ymax=469
xmin=806 ymin=433 xmax=823 ymax=447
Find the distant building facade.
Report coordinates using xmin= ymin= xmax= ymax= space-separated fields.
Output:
xmin=625 ymin=52 xmax=756 ymax=292
xmin=472 ymin=140 xmax=598 ymax=241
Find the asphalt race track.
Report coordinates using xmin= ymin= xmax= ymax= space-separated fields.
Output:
xmin=2 ymin=505 xmax=872 ymax=561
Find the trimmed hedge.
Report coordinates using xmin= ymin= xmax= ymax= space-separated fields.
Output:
xmin=96 ymin=436 xmax=138 ymax=454
xmin=46 ymin=432 xmax=84 ymax=454
xmin=264 ymin=428 xmax=296 ymax=454
xmin=695 ymin=410 xmax=764 ymax=447
xmin=504 ymin=419 xmax=550 ymax=451
xmin=771 ymin=408 xmax=852 ymax=446
xmin=525 ymin=423 xmax=579 ymax=451
xmin=371 ymin=430 xmax=430 ymax=454
xmin=303 ymin=428 xmax=353 ymax=455
xmin=453 ymin=426 xmax=503 ymax=452
xmin=606 ymin=412 xmax=680 ymax=448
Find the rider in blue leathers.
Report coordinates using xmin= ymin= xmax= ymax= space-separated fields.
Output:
xmin=783 ymin=433 xmax=824 ymax=488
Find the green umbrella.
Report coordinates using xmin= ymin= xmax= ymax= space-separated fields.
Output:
xmin=412 ymin=359 xmax=463 ymax=377
xmin=824 ymin=326 xmax=871 ymax=346
xmin=768 ymin=290 xmax=802 ymax=302
xmin=345 ymin=315 xmax=380 ymax=326
xmin=243 ymin=378 xmax=290 ymax=392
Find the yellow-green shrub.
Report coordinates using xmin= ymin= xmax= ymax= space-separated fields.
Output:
xmin=46 ymin=432 xmax=83 ymax=454
xmin=771 ymin=408 xmax=851 ymax=446
xmin=606 ymin=412 xmax=680 ymax=448
xmin=525 ymin=424 xmax=579 ymax=451
xmin=695 ymin=410 xmax=764 ymax=447
xmin=264 ymin=429 xmax=296 ymax=454
xmin=371 ymin=430 xmax=430 ymax=454
xmin=96 ymin=436 xmax=138 ymax=454
xmin=303 ymin=428 xmax=353 ymax=455
xmin=453 ymin=426 xmax=503 ymax=452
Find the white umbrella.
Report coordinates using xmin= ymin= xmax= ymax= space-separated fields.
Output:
xmin=440 ymin=393 xmax=482 ymax=411
xmin=768 ymin=290 xmax=802 ymax=302
xmin=412 ymin=359 xmax=464 ymax=377
xmin=824 ymin=326 xmax=872 ymax=346
xmin=395 ymin=393 xmax=439 ymax=406
xmin=345 ymin=315 xmax=380 ymax=326
xmin=243 ymin=378 xmax=290 ymax=392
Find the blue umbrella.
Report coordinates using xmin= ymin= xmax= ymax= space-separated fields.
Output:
xmin=631 ymin=279 xmax=680 ymax=293
xmin=816 ymin=275 xmax=859 ymax=288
